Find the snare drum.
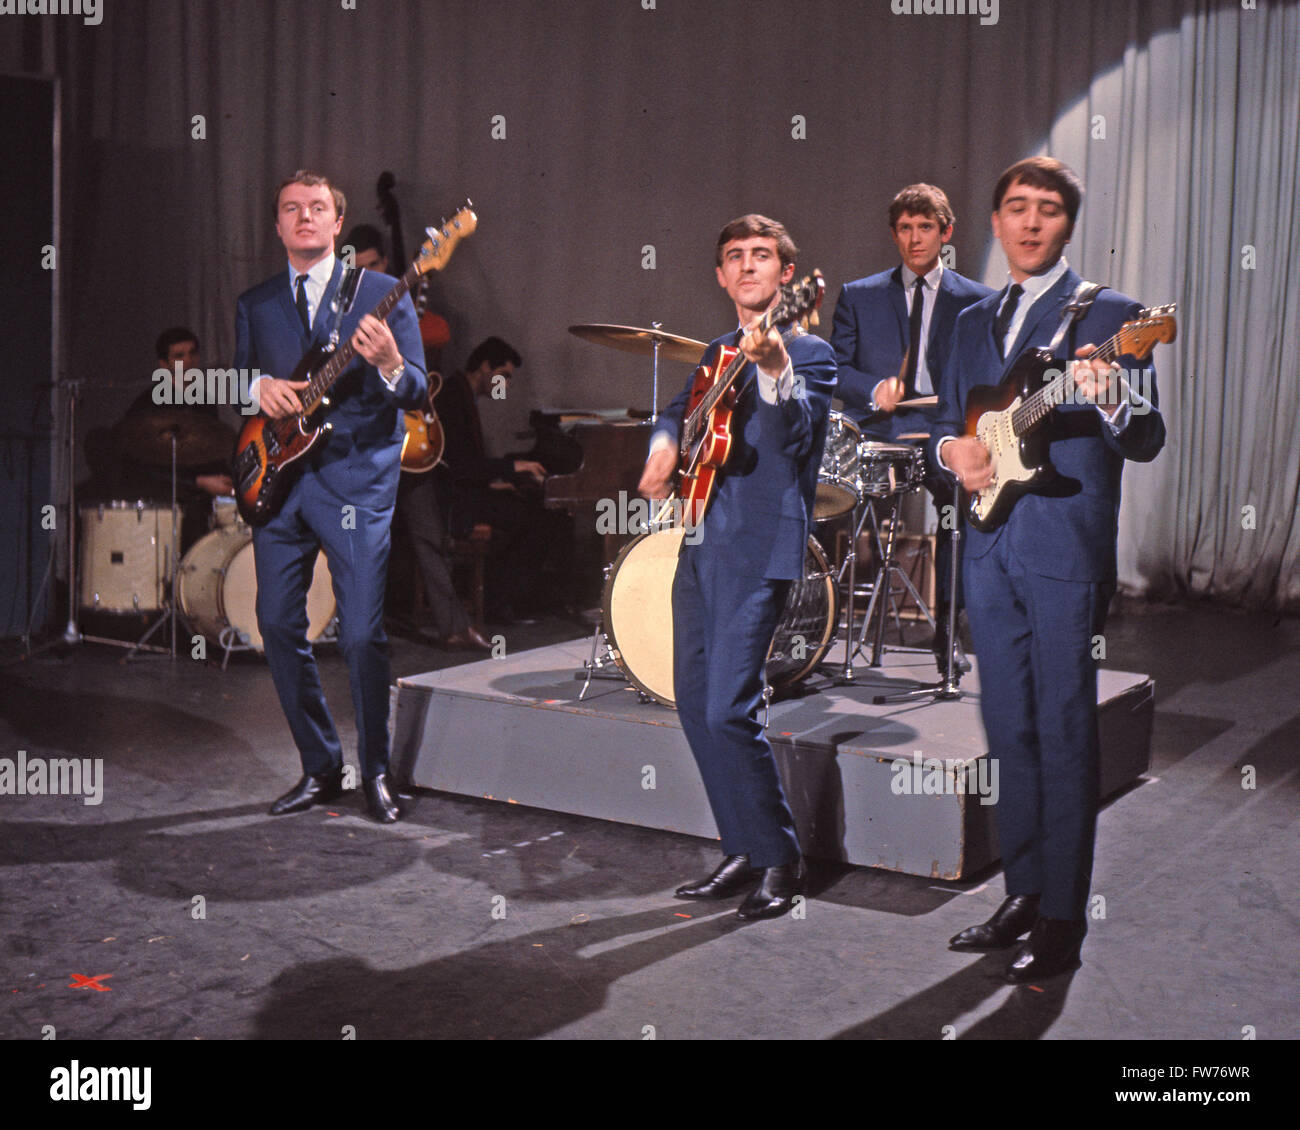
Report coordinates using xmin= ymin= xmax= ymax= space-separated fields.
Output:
xmin=814 ymin=411 xmax=862 ymax=520
xmin=859 ymin=442 xmax=925 ymax=498
xmin=601 ymin=527 xmax=839 ymax=706
xmin=78 ymin=500 xmax=178 ymax=613
xmin=178 ymin=526 xmax=335 ymax=651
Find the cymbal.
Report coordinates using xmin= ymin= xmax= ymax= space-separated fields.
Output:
xmin=897 ymin=395 xmax=938 ymax=409
xmin=114 ymin=408 xmax=236 ymax=468
xmin=569 ymin=323 xmax=708 ymax=365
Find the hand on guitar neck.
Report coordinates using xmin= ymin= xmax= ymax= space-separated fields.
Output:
xmin=943 ymin=342 xmax=1122 ymax=492
xmin=257 ymin=313 xmax=403 ymax=419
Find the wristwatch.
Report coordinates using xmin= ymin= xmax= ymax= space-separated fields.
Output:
xmin=383 ymin=362 xmax=405 ymax=383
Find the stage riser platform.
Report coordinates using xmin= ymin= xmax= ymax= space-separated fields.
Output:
xmin=391 ymin=642 xmax=1153 ymax=879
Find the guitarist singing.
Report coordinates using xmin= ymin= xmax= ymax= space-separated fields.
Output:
xmin=637 ymin=215 xmax=836 ymax=920
xmin=931 ymin=158 xmax=1166 ymax=980
xmin=236 ymin=170 xmax=426 ymax=824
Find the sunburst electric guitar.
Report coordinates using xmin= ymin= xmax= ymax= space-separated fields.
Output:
xmin=674 ymin=271 xmax=826 ymax=528
xmin=233 ymin=205 xmax=477 ymax=525
xmin=964 ymin=303 xmax=1176 ymax=532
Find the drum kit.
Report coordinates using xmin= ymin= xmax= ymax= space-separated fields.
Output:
xmin=73 ymin=406 xmax=336 ymax=663
xmin=568 ymin=321 xmax=957 ymax=712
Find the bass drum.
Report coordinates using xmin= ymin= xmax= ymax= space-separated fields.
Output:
xmin=178 ymin=527 xmax=336 ymax=651
xmin=78 ymin=500 xmax=177 ymax=613
xmin=601 ymin=527 xmax=839 ymax=707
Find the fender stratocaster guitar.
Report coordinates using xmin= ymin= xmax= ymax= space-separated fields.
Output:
xmin=674 ymin=271 xmax=825 ymax=528
xmin=964 ymin=303 xmax=1176 ymax=532
xmin=233 ymin=204 xmax=476 ymax=525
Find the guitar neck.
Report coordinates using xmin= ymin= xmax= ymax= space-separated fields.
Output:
xmin=299 ymin=263 xmax=419 ymax=414
xmin=1011 ymin=324 xmax=1130 ymax=437
xmin=681 ymin=307 xmax=783 ymax=453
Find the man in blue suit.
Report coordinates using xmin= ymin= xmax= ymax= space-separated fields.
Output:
xmin=932 ymin=157 xmax=1165 ymax=980
xmin=831 ymin=185 xmax=993 ymax=668
xmin=236 ymin=170 xmax=426 ymax=823
xmin=638 ymin=215 xmax=837 ymax=920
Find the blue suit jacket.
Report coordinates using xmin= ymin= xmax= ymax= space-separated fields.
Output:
xmin=831 ymin=266 xmax=993 ymax=437
xmin=654 ymin=330 xmax=837 ymax=580
xmin=235 ymin=261 xmax=426 ymax=505
xmin=930 ymin=267 xmax=1166 ymax=584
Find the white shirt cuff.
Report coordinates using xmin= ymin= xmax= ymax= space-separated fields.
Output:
xmin=649 ymin=430 xmax=675 ymax=457
xmin=936 ymin=435 xmax=960 ymax=478
xmin=756 ymin=358 xmax=795 ymax=405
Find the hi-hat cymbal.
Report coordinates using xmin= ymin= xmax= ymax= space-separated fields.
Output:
xmin=569 ymin=323 xmax=708 ymax=365
xmin=114 ymin=408 xmax=236 ymax=468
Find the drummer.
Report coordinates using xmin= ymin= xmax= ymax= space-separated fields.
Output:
xmin=85 ymin=327 xmax=236 ymax=552
xmin=829 ymin=184 xmax=994 ymax=670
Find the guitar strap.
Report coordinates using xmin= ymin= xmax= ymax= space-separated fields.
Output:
xmin=325 ymin=266 xmax=362 ymax=349
xmin=1047 ymin=280 xmax=1106 ymax=356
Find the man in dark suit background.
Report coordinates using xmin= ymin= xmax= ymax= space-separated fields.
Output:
xmin=433 ymin=337 xmax=553 ymax=622
xmin=236 ymin=170 xmax=426 ymax=823
xmin=831 ymin=184 xmax=994 ymax=669
xmin=638 ymin=214 xmax=837 ymax=920
xmin=932 ymin=157 xmax=1165 ymax=980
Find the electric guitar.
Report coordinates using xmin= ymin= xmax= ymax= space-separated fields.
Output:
xmin=674 ymin=271 xmax=825 ymax=528
xmin=964 ymin=303 xmax=1176 ymax=532
xmin=233 ymin=204 xmax=477 ymax=525
xmin=400 ymin=370 xmax=445 ymax=473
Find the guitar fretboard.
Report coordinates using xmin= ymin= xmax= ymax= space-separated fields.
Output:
xmin=299 ymin=262 xmax=421 ymax=414
xmin=1009 ymin=310 xmax=1167 ymax=437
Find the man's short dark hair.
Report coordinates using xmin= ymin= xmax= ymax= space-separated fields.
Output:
xmin=888 ymin=184 xmax=955 ymax=231
xmin=993 ymin=157 xmax=1083 ymax=229
xmin=344 ymin=223 xmax=386 ymax=258
xmin=273 ymin=169 xmax=347 ymax=221
xmin=714 ymin=214 xmax=798 ymax=268
xmin=466 ymin=337 xmax=522 ymax=373
xmin=155 ymin=326 xmax=198 ymax=362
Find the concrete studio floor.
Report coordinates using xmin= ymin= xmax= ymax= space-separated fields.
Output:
xmin=1 ymin=600 xmax=1296 ymax=1043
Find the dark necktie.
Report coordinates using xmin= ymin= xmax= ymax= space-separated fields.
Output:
xmin=904 ymin=277 xmax=925 ymax=393
xmin=295 ymin=275 xmax=311 ymax=332
xmin=994 ymin=283 xmax=1024 ymax=359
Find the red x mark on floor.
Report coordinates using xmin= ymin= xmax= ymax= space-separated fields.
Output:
xmin=68 ymin=973 xmax=113 ymax=992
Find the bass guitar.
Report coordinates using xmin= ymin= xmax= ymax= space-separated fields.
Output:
xmin=964 ymin=303 xmax=1176 ymax=532
xmin=674 ymin=271 xmax=825 ymax=528
xmin=233 ymin=204 xmax=477 ymax=525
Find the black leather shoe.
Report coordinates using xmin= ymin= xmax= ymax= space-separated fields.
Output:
xmin=363 ymin=773 xmax=401 ymax=824
xmin=268 ymin=769 xmax=344 ymax=816
xmin=1004 ymin=917 xmax=1085 ymax=983
xmin=675 ymin=854 xmax=756 ymax=899
xmin=736 ymin=858 xmax=805 ymax=920
xmin=949 ymin=893 xmax=1041 ymax=950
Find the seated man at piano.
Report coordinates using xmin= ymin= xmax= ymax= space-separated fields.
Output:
xmin=830 ymin=185 xmax=993 ymax=670
xmin=433 ymin=336 xmax=559 ymax=622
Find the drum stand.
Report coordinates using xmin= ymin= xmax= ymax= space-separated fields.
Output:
xmin=870 ymin=478 xmax=972 ymax=706
xmin=831 ymin=484 xmax=933 ymax=679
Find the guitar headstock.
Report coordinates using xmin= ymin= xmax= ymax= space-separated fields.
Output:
xmin=412 ymin=202 xmax=478 ymax=276
xmin=1118 ymin=303 xmax=1177 ymax=359
xmin=770 ymin=270 xmax=826 ymax=331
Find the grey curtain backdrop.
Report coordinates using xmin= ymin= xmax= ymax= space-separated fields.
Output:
xmin=5 ymin=0 xmax=1296 ymax=607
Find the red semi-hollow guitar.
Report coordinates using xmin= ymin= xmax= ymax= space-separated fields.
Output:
xmin=673 ymin=271 xmax=825 ymax=528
